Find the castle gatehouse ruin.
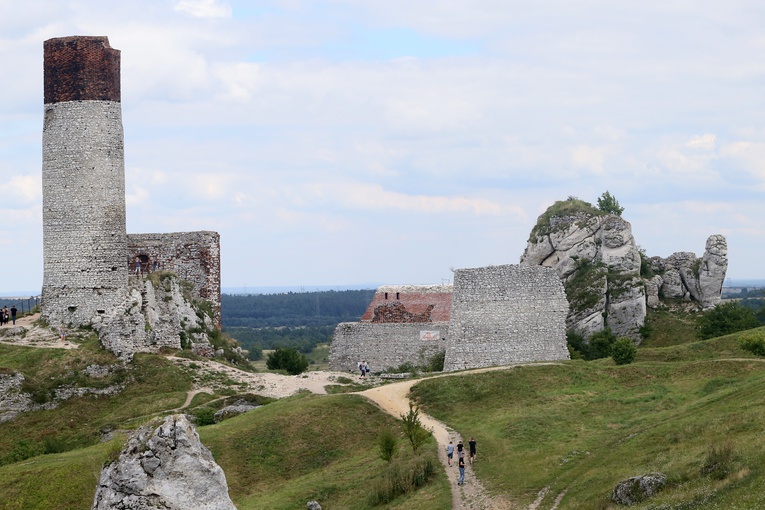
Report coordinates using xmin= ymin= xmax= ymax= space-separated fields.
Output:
xmin=40 ymin=36 xmax=221 ymax=354
xmin=329 ymin=265 xmax=570 ymax=372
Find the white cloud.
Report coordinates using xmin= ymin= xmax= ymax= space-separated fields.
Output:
xmin=686 ymin=133 xmax=717 ymax=151
xmin=174 ymin=0 xmax=231 ymax=18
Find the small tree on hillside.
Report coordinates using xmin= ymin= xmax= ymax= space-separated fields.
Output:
xmin=597 ymin=191 xmax=624 ymax=216
xmin=401 ymin=404 xmax=431 ymax=453
xmin=266 ymin=347 xmax=309 ymax=375
xmin=377 ymin=428 xmax=398 ymax=462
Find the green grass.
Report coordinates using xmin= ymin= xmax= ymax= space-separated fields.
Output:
xmin=200 ymin=392 xmax=450 ymax=509
xmin=409 ymin=327 xmax=765 ymax=508
xmin=0 ymin=345 xmax=194 ymax=465
xmin=4 ymin=315 xmax=765 ymax=509
xmin=640 ymin=305 xmax=701 ymax=348
xmin=0 ymin=439 xmax=118 ymax=510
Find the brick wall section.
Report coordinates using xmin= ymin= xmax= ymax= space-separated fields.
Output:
xmin=127 ymin=232 xmax=221 ymax=327
xmin=360 ymin=284 xmax=453 ymax=322
xmin=443 ymin=265 xmax=570 ymax=371
xmin=328 ymin=322 xmax=449 ymax=373
xmin=44 ymin=36 xmax=120 ymax=104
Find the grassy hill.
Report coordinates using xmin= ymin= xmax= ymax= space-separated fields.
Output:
xmin=2 ymin=307 xmax=765 ymax=508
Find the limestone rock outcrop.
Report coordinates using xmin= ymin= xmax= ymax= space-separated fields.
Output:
xmin=97 ymin=273 xmax=214 ymax=360
xmin=1 ymin=368 xmax=123 ymax=423
xmin=611 ymin=473 xmax=666 ymax=505
xmin=520 ymin=198 xmax=728 ymax=341
xmin=92 ymin=414 xmax=237 ymax=510
xmin=520 ymin=206 xmax=645 ymax=340
xmin=648 ymin=235 xmax=727 ymax=310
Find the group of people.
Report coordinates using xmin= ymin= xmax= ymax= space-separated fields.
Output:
xmin=133 ymin=257 xmax=161 ymax=275
xmin=357 ymin=360 xmax=371 ymax=378
xmin=0 ymin=305 xmax=17 ymax=325
xmin=446 ymin=438 xmax=477 ymax=485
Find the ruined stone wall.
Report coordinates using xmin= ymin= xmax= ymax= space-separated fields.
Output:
xmin=443 ymin=265 xmax=570 ymax=371
xmin=127 ymin=232 xmax=221 ymax=326
xmin=42 ymin=36 xmax=128 ymax=327
xmin=329 ymin=322 xmax=449 ymax=373
xmin=360 ymin=284 xmax=452 ymax=322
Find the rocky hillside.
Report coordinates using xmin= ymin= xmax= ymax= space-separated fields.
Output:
xmin=520 ymin=197 xmax=727 ymax=341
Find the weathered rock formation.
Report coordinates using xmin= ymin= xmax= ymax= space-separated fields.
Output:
xmin=213 ymin=400 xmax=259 ymax=423
xmin=647 ymin=234 xmax=727 ymax=310
xmin=521 ymin=205 xmax=645 ymax=339
xmin=520 ymin=198 xmax=728 ymax=341
xmin=0 ymin=366 xmax=124 ymax=423
xmin=92 ymin=414 xmax=237 ymax=510
xmin=97 ymin=272 xmax=215 ymax=360
xmin=611 ymin=472 xmax=666 ymax=505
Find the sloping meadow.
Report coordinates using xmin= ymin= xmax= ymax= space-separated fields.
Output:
xmin=410 ymin=328 xmax=765 ymax=509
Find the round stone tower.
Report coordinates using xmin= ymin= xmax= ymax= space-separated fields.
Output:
xmin=41 ymin=36 xmax=128 ymax=327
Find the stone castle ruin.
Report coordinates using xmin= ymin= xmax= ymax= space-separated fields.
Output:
xmin=329 ymin=265 xmax=570 ymax=372
xmin=41 ymin=36 xmax=221 ymax=357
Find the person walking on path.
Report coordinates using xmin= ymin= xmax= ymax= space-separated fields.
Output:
xmin=457 ymin=439 xmax=464 ymax=457
xmin=358 ymin=360 xmax=366 ymax=379
xmin=446 ymin=441 xmax=455 ymax=466
xmin=469 ymin=437 xmax=477 ymax=464
xmin=457 ymin=453 xmax=466 ymax=485
xmin=10 ymin=305 xmax=17 ymax=325
xmin=59 ymin=323 xmax=67 ymax=342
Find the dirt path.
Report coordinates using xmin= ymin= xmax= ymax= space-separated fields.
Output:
xmin=0 ymin=313 xmax=80 ymax=350
xmin=361 ymin=372 xmax=516 ymax=510
xmin=166 ymin=356 xmax=357 ymax=399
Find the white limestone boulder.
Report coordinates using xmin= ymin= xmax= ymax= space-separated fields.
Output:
xmin=92 ymin=414 xmax=236 ymax=510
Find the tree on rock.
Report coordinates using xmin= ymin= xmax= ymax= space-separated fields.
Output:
xmin=266 ymin=347 xmax=309 ymax=375
xmin=597 ymin=190 xmax=624 ymax=216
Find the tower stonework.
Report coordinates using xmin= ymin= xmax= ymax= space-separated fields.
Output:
xmin=42 ymin=36 xmax=128 ymax=326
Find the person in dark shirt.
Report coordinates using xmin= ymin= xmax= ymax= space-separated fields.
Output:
xmin=10 ymin=305 xmax=17 ymax=325
xmin=469 ymin=437 xmax=477 ymax=463
xmin=457 ymin=454 xmax=466 ymax=485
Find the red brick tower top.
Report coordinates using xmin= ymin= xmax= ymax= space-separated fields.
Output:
xmin=44 ymin=36 xmax=120 ymax=104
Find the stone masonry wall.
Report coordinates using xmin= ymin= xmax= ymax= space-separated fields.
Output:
xmin=42 ymin=36 xmax=128 ymax=327
xmin=329 ymin=322 xmax=449 ymax=373
xmin=127 ymin=232 xmax=221 ymax=326
xmin=443 ymin=265 xmax=570 ymax=371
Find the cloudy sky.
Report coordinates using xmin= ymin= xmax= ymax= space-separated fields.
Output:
xmin=1 ymin=0 xmax=764 ymax=294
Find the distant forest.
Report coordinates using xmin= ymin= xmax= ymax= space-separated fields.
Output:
xmin=221 ymin=289 xmax=375 ymax=359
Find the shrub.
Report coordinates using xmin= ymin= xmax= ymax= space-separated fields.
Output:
xmin=400 ymin=404 xmax=431 ymax=453
xmin=696 ymin=302 xmax=760 ymax=340
xmin=190 ymin=407 xmax=217 ymax=426
xmin=367 ymin=457 xmax=436 ymax=505
xmin=588 ymin=329 xmax=617 ymax=360
xmin=566 ymin=331 xmax=587 ymax=359
xmin=266 ymin=347 xmax=309 ymax=375
xmin=611 ymin=337 xmax=637 ymax=365
xmin=702 ymin=442 xmax=737 ymax=480
xmin=740 ymin=331 xmax=765 ymax=357
xmin=377 ymin=428 xmax=398 ymax=463
xmin=427 ymin=350 xmax=445 ymax=372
